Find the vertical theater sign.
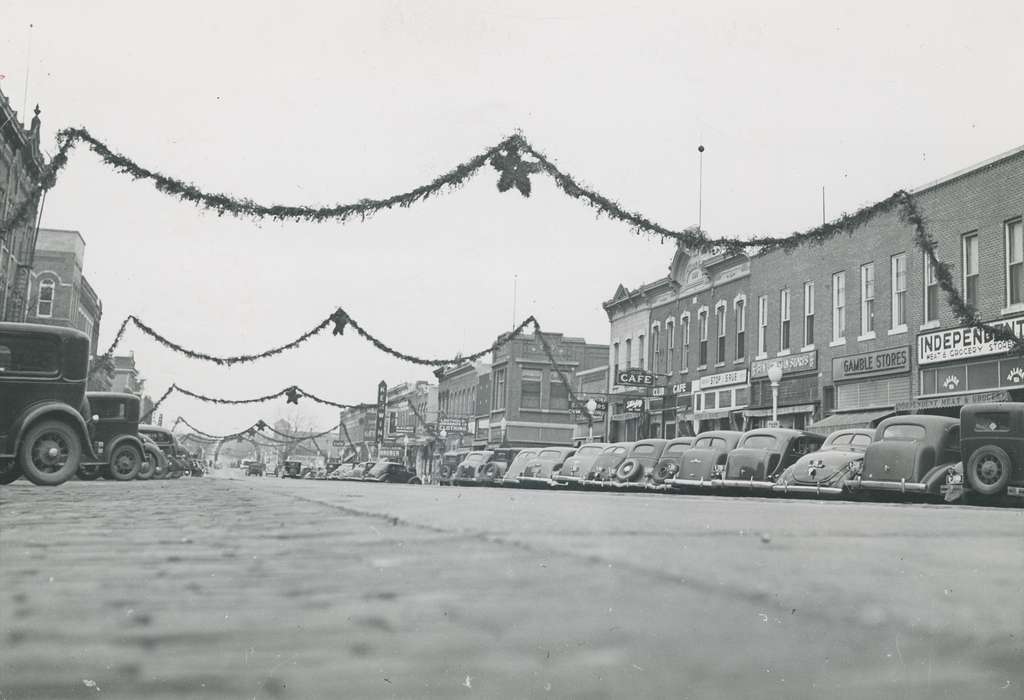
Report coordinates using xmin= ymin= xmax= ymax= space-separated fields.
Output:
xmin=912 ymin=314 xmax=1024 ymax=409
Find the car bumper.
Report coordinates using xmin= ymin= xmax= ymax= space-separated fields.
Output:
xmin=717 ymin=479 xmax=775 ymax=490
xmin=665 ymin=477 xmax=722 ymax=488
xmin=771 ymin=483 xmax=845 ymax=496
xmin=514 ymin=476 xmax=564 ymax=487
xmin=847 ymin=478 xmax=928 ymax=494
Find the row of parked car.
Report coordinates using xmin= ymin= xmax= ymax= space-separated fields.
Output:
xmin=434 ymin=404 xmax=1024 ymax=504
xmin=1 ymin=323 xmax=204 ymax=486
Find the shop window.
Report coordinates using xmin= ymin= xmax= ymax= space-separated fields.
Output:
xmin=923 ymin=254 xmax=939 ymax=324
xmin=718 ymin=390 xmax=732 ymax=408
xmin=803 ymin=281 xmax=814 ymax=347
xmin=891 ymin=253 xmax=907 ymax=329
xmin=521 ymin=369 xmax=542 ymax=409
xmin=832 ymin=272 xmax=845 ymax=342
xmin=1007 ymin=219 xmax=1024 ymax=307
xmin=780 ymin=289 xmax=791 ymax=352
xmin=36 ymin=279 xmax=55 ymax=318
xmin=704 ymin=392 xmax=716 ymax=410
xmin=860 ymin=263 xmax=874 ymax=336
xmin=962 ymin=233 xmax=979 ymax=309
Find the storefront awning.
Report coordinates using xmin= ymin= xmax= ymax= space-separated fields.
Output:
xmin=807 ymin=408 xmax=895 ymax=432
xmin=896 ymin=390 xmax=1012 ymax=412
xmin=742 ymin=404 xmax=816 ymax=419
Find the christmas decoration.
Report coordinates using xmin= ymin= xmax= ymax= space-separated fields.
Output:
xmin=490 ymin=142 xmax=541 ymax=197
xmin=285 ymin=386 xmax=301 ymax=404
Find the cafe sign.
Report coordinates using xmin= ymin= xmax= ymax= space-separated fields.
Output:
xmin=615 ymin=368 xmax=656 ymax=387
xmin=832 ymin=346 xmax=911 ymax=381
xmin=917 ymin=314 xmax=1024 ymax=365
xmin=751 ymin=350 xmax=817 ymax=379
xmin=695 ymin=368 xmax=748 ymax=391
xmin=651 ymin=381 xmax=690 ymax=398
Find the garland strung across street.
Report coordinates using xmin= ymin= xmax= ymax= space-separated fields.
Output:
xmin=3 ymin=128 xmax=1019 ymax=355
xmin=175 ymin=416 xmax=342 ymax=444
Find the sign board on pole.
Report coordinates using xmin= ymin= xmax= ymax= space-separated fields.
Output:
xmin=766 ymin=420 xmax=781 ymax=429
xmin=332 ymin=439 xmax=344 ymax=447
xmin=375 ymin=381 xmax=387 ymax=452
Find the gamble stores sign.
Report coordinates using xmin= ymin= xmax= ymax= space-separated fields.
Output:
xmin=917 ymin=314 xmax=1024 ymax=365
xmin=832 ymin=346 xmax=910 ymax=381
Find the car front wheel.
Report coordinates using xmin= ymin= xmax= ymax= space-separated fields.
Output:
xmin=965 ymin=446 xmax=1011 ymax=496
xmin=19 ymin=420 xmax=83 ymax=486
xmin=109 ymin=444 xmax=142 ymax=481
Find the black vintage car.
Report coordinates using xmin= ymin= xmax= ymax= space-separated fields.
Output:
xmin=849 ymin=415 xmax=961 ymax=497
xmin=951 ymin=402 xmax=1024 ymax=502
xmin=358 ymin=460 xmax=421 ymax=484
xmin=76 ymin=392 xmax=148 ymax=481
xmin=0 ymin=323 xmax=97 ymax=486
xmin=665 ymin=430 xmax=745 ymax=490
xmin=718 ymin=429 xmax=826 ymax=490
xmin=138 ymin=425 xmax=189 ymax=478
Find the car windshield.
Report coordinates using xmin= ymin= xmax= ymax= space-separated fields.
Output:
xmin=368 ymin=461 xmax=394 ymax=477
xmin=881 ymin=424 xmax=927 ymax=442
xmin=742 ymin=435 xmax=777 ymax=450
xmin=95 ymin=402 xmax=127 ymax=419
xmin=577 ymin=446 xmax=604 ymax=457
xmin=539 ymin=450 xmax=563 ymax=460
xmin=694 ymin=436 xmax=725 ymax=449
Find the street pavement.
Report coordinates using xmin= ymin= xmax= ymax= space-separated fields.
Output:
xmin=1 ymin=475 xmax=1021 ymax=700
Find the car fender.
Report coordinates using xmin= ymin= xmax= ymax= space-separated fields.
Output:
xmin=920 ymin=462 xmax=958 ymax=494
xmin=10 ymin=402 xmax=96 ymax=461
xmin=103 ymin=434 xmax=145 ymax=464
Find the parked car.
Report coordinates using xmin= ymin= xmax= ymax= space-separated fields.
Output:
xmin=278 ymin=459 xmax=304 ymax=478
xmin=552 ymin=443 xmax=609 ymax=485
xmin=242 ymin=459 xmax=265 ymax=476
xmin=848 ymin=415 xmax=960 ymax=497
xmin=139 ymin=433 xmax=168 ymax=480
xmin=340 ymin=461 xmax=376 ymax=481
xmin=649 ymin=437 xmax=695 ymax=484
xmin=718 ymin=429 xmax=826 ymax=490
xmin=453 ymin=449 xmax=520 ymax=485
xmin=328 ymin=461 xmax=359 ymax=480
xmin=582 ymin=443 xmax=634 ymax=484
xmin=438 ymin=449 xmax=471 ymax=485
xmin=772 ymin=429 xmax=874 ymax=496
xmin=78 ymin=392 xmax=148 ymax=481
xmin=0 ymin=323 xmax=95 ymax=486
xmin=497 ymin=449 xmax=538 ymax=485
xmin=360 ymin=461 xmax=421 ymax=484
xmin=665 ymin=431 xmax=744 ymax=489
xmin=507 ymin=446 xmax=577 ymax=486
xmin=947 ymin=403 xmax=1024 ymax=502
xmin=612 ymin=439 xmax=669 ymax=488
xmin=138 ymin=425 xmax=189 ymax=478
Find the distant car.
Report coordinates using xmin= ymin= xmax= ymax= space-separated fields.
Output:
xmin=612 ymin=439 xmax=669 ymax=488
xmin=956 ymin=403 xmax=1024 ymax=501
xmin=665 ymin=430 xmax=744 ymax=489
xmin=242 ymin=459 xmax=265 ymax=477
xmin=438 ymin=449 xmax=471 ymax=485
xmin=452 ymin=451 xmax=493 ymax=485
xmin=453 ymin=449 xmax=520 ymax=485
xmin=497 ymin=449 xmax=537 ymax=485
xmin=582 ymin=443 xmax=634 ymax=484
xmin=138 ymin=425 xmax=189 ymax=478
xmin=552 ymin=443 xmax=609 ymax=485
xmin=507 ymin=446 xmax=576 ymax=486
xmin=279 ymin=460 xmax=304 ymax=478
xmin=717 ymin=429 xmax=826 ymax=490
xmin=649 ymin=438 xmax=695 ymax=484
xmin=848 ymin=415 xmax=960 ymax=497
xmin=340 ymin=461 xmax=376 ymax=481
xmin=773 ymin=429 xmax=874 ymax=496
xmin=360 ymin=461 xmax=421 ymax=484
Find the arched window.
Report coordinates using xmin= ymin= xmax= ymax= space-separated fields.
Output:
xmin=37 ymin=279 xmax=55 ymax=317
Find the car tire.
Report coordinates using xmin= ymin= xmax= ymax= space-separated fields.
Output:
xmin=615 ymin=459 xmax=643 ymax=482
xmin=0 ymin=461 xmax=21 ymax=484
xmin=651 ymin=460 xmax=678 ymax=483
xmin=108 ymin=444 xmax=142 ymax=481
xmin=77 ymin=463 xmax=103 ymax=481
xmin=136 ymin=453 xmax=155 ymax=480
xmin=965 ymin=445 xmax=1012 ymax=496
xmin=407 ymin=476 xmax=422 ymax=485
xmin=19 ymin=419 xmax=83 ymax=486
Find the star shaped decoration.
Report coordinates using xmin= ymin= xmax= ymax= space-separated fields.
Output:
xmin=255 ymin=420 xmax=268 ymax=432
xmin=490 ymin=145 xmax=541 ymax=197
xmin=331 ymin=308 xmax=350 ymax=336
xmin=285 ymin=386 xmax=301 ymax=404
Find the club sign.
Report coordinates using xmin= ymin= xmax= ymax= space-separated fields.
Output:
xmin=615 ymin=368 xmax=656 ymax=387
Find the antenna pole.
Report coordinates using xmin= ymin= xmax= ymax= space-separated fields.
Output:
xmin=697 ymin=145 xmax=705 ymax=230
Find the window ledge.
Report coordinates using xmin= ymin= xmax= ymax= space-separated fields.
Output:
xmin=733 ymin=358 xmax=745 ymax=364
xmin=800 ymin=344 xmax=815 ymax=352
xmin=1000 ymin=304 xmax=1024 ymax=316
xmin=777 ymin=349 xmax=791 ymax=357
xmin=829 ymin=338 xmax=847 ymax=348
xmin=856 ymin=331 xmax=876 ymax=342
xmin=919 ymin=320 xmax=941 ymax=330
xmin=714 ymin=362 xmax=726 ymax=368
xmin=697 ymin=365 xmax=708 ymax=372
xmin=755 ymin=353 xmax=768 ymax=360
xmin=887 ymin=326 xmax=908 ymax=336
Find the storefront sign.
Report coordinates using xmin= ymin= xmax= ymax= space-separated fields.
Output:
xmin=375 ymin=381 xmax=387 ymax=445
xmin=832 ymin=346 xmax=911 ymax=381
xmin=624 ymin=398 xmax=645 ymax=413
xmin=651 ymin=381 xmax=690 ymax=398
xmin=751 ymin=350 xmax=817 ymax=378
xmin=615 ymin=368 xmax=656 ymax=387
xmin=438 ymin=417 xmax=469 ymax=433
xmin=695 ymin=368 xmax=748 ymax=391
xmin=917 ymin=314 xmax=1024 ymax=365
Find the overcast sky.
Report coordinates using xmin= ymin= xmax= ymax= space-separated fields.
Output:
xmin=3 ymin=0 xmax=1022 ymax=433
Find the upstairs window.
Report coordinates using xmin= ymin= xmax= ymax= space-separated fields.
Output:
xmin=715 ymin=305 xmax=726 ymax=363
xmin=891 ymin=254 xmax=907 ymax=329
xmin=924 ymin=254 xmax=939 ymax=324
xmin=521 ymin=369 xmax=542 ymax=409
xmin=832 ymin=272 xmax=846 ymax=342
xmin=1007 ymin=219 xmax=1024 ymax=307
xmin=36 ymin=279 xmax=55 ymax=318
xmin=962 ymin=233 xmax=979 ymax=309
xmin=651 ymin=325 xmax=661 ymax=373
xmin=860 ymin=263 xmax=875 ymax=336
xmin=698 ymin=310 xmax=709 ymax=366
xmin=803 ymin=282 xmax=815 ymax=347
xmin=735 ymin=300 xmax=746 ymax=360
xmin=780 ymin=289 xmax=791 ymax=351
xmin=666 ymin=320 xmax=675 ymax=372
xmin=757 ymin=295 xmax=768 ymax=356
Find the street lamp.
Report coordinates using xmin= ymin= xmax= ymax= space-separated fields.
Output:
xmin=767 ymin=363 xmax=784 ymax=427
xmin=499 ymin=417 xmax=508 ymax=447
xmin=402 ymin=434 xmax=410 ymax=467
xmin=585 ymin=398 xmax=598 ymax=441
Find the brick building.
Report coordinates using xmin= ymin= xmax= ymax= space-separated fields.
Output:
xmin=434 ymin=360 xmax=485 ymax=453
xmin=23 ymin=228 xmax=103 ymax=350
xmin=488 ymin=330 xmax=607 ymax=447
xmin=0 ymin=91 xmax=48 ymax=322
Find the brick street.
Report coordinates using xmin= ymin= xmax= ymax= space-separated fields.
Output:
xmin=1 ymin=477 xmax=1022 ymax=700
